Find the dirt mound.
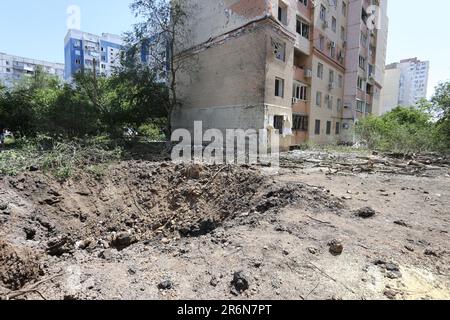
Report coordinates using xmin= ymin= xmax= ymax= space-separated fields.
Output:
xmin=0 ymin=240 xmax=41 ymax=290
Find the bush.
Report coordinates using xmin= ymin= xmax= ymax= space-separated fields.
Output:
xmin=355 ymin=106 xmax=445 ymax=153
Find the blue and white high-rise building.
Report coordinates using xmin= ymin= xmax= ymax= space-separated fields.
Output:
xmin=64 ymin=29 xmax=125 ymax=81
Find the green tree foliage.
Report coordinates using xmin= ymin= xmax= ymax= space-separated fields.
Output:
xmin=431 ymin=82 xmax=450 ymax=148
xmin=355 ymin=103 xmax=448 ymax=154
xmin=0 ymin=62 xmax=168 ymax=139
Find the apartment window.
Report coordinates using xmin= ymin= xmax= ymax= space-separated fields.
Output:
xmin=342 ymin=2 xmax=347 ymax=17
xmin=338 ymin=74 xmax=343 ymax=88
xmin=275 ymin=78 xmax=285 ymax=97
xmin=361 ymin=32 xmax=368 ymax=48
xmin=326 ymin=95 xmax=333 ymax=109
xmin=341 ymin=26 xmax=346 ymax=41
xmin=272 ymin=38 xmax=286 ymax=61
xmin=337 ymin=98 xmax=342 ymax=111
xmin=335 ymin=122 xmax=341 ymax=135
xmin=356 ymin=100 xmax=365 ymax=112
xmin=320 ymin=5 xmax=326 ymax=22
xmin=101 ymin=64 xmax=106 ymax=69
xmin=293 ymin=115 xmax=309 ymax=131
xmin=319 ymin=36 xmax=325 ymax=51
xmin=278 ymin=1 xmax=288 ymax=25
xmin=75 ymin=59 xmax=81 ymax=65
xmin=331 ymin=17 xmax=337 ymax=32
xmin=326 ymin=121 xmax=332 ymax=135
xmin=359 ymin=55 xmax=366 ymax=70
xmin=74 ymin=40 xmax=81 ymax=48
xmin=315 ymin=120 xmax=321 ymax=135
xmin=329 ymin=70 xmax=335 ymax=84
xmin=317 ymin=63 xmax=324 ymax=79
xmin=357 ymin=76 xmax=364 ymax=90
xmin=366 ymin=104 xmax=373 ymax=114
xmin=316 ymin=91 xmax=322 ymax=107
xmin=296 ymin=18 xmax=310 ymax=39
xmin=6 ymin=61 xmax=9 ymax=65
xmin=299 ymin=0 xmax=308 ymax=6
xmin=75 ymin=50 xmax=81 ymax=56
xmin=293 ymin=82 xmax=308 ymax=101
xmin=6 ymin=68 xmax=11 ymax=73
xmin=274 ymin=115 xmax=284 ymax=134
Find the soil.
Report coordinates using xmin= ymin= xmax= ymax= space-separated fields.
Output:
xmin=0 ymin=151 xmax=449 ymax=300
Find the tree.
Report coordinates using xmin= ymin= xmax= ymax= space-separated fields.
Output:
xmin=127 ymin=0 xmax=193 ymax=138
xmin=431 ymin=81 xmax=450 ymax=149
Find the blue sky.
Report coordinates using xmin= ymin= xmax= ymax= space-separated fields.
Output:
xmin=0 ymin=0 xmax=449 ymax=97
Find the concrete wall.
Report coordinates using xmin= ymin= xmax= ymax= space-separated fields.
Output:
xmin=174 ymin=23 xmax=269 ymax=133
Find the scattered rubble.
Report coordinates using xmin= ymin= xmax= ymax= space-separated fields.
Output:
xmin=355 ymin=207 xmax=376 ymax=218
xmin=231 ymin=271 xmax=249 ymax=294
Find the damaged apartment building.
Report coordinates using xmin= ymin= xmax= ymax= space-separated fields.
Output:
xmin=173 ymin=0 xmax=389 ymax=149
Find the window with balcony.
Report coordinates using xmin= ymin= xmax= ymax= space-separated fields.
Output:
xmin=359 ymin=55 xmax=366 ymax=70
xmin=296 ymin=18 xmax=310 ymax=39
xmin=293 ymin=115 xmax=309 ymax=132
xmin=293 ymin=82 xmax=308 ymax=101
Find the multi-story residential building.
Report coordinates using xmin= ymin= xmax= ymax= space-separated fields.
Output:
xmin=64 ymin=29 xmax=124 ymax=81
xmin=380 ymin=58 xmax=430 ymax=114
xmin=0 ymin=52 xmax=65 ymax=88
xmin=173 ymin=0 xmax=389 ymax=149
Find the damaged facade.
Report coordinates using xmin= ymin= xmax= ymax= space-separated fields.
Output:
xmin=173 ymin=0 xmax=389 ymax=149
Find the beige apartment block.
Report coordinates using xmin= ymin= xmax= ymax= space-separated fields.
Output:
xmin=174 ymin=0 xmax=388 ymax=149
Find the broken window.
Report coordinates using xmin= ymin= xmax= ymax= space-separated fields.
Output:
xmin=272 ymin=39 xmax=286 ymax=62
xmin=293 ymin=115 xmax=309 ymax=132
xmin=274 ymin=115 xmax=284 ymax=134
xmin=275 ymin=77 xmax=285 ymax=98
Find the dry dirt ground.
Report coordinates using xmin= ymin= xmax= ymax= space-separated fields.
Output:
xmin=0 ymin=150 xmax=449 ymax=300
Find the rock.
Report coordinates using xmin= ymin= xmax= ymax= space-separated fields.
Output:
xmin=98 ymin=249 xmax=114 ymax=260
xmin=75 ymin=238 xmax=93 ymax=250
xmin=384 ymin=289 xmax=397 ymax=300
xmin=46 ymin=237 xmax=74 ymax=256
xmin=355 ymin=207 xmax=376 ymax=218
xmin=404 ymin=245 xmax=415 ymax=252
xmin=0 ymin=203 xmax=8 ymax=211
xmin=161 ymin=238 xmax=170 ymax=245
xmin=282 ymin=250 xmax=290 ymax=256
xmin=328 ymin=239 xmax=344 ymax=256
xmin=386 ymin=271 xmax=402 ymax=279
xmin=29 ymin=165 xmax=39 ymax=172
xmin=424 ymin=249 xmax=440 ymax=257
xmin=210 ymin=277 xmax=219 ymax=287
xmin=158 ymin=280 xmax=173 ymax=290
xmin=394 ymin=220 xmax=410 ymax=228
xmin=110 ymin=231 xmax=137 ymax=250
xmin=231 ymin=271 xmax=249 ymax=293
xmin=308 ymin=247 xmax=319 ymax=255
